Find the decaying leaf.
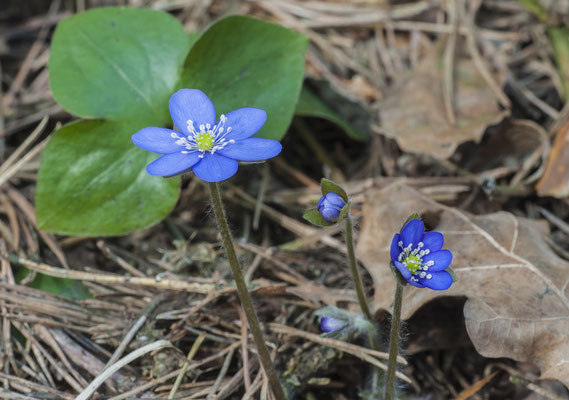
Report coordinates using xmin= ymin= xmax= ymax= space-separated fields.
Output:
xmin=357 ymin=184 xmax=569 ymax=387
xmin=536 ymin=120 xmax=569 ymax=197
xmin=379 ymin=41 xmax=508 ymax=159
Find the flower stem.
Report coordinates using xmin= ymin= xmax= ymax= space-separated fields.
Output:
xmin=385 ymin=281 xmax=404 ymax=400
xmin=345 ymin=216 xmax=372 ymax=321
xmin=208 ymin=182 xmax=285 ymax=400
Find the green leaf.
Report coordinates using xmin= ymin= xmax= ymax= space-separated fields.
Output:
xmin=320 ymin=178 xmax=348 ymax=202
xmin=303 ymin=208 xmax=334 ymax=227
xmin=295 ymin=86 xmax=368 ymax=141
xmin=40 ymin=7 xmax=191 ymax=235
xmin=49 ymin=7 xmax=190 ymax=121
xmin=36 ymin=120 xmax=180 ymax=236
xmin=180 ymin=15 xmax=308 ymax=140
xmin=18 ymin=271 xmax=90 ymax=300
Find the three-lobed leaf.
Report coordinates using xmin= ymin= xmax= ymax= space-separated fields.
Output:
xmin=39 ymin=9 xmax=307 ymax=236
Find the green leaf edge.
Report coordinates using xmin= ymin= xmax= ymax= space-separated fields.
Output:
xmin=303 ymin=208 xmax=334 ymax=227
xmin=320 ymin=178 xmax=348 ymax=202
xmin=295 ymin=86 xmax=368 ymax=141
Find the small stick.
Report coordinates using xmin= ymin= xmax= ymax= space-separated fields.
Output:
xmin=76 ymin=340 xmax=173 ymax=400
xmin=169 ymin=334 xmax=206 ymax=399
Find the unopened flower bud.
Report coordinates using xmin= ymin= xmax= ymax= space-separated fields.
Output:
xmin=320 ymin=316 xmax=346 ymax=333
xmin=317 ymin=192 xmax=346 ymax=223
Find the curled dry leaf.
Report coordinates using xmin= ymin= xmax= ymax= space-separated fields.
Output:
xmin=379 ymin=41 xmax=508 ymax=159
xmin=357 ymin=184 xmax=569 ymax=387
xmin=536 ymin=119 xmax=569 ymax=197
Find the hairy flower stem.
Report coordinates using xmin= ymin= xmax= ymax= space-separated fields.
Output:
xmin=385 ymin=281 xmax=404 ymax=400
xmin=345 ymin=216 xmax=372 ymax=321
xmin=208 ymin=182 xmax=286 ymax=400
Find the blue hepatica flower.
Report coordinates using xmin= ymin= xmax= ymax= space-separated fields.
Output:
xmin=390 ymin=219 xmax=453 ymax=290
xmin=132 ymin=89 xmax=282 ymax=182
xmin=317 ymin=192 xmax=346 ymax=223
xmin=320 ymin=316 xmax=346 ymax=333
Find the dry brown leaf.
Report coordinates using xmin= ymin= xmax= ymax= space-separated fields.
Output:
xmin=536 ymin=120 xmax=569 ymax=197
xmin=357 ymin=184 xmax=569 ymax=387
xmin=379 ymin=41 xmax=508 ymax=159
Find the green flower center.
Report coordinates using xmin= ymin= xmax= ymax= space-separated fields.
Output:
xmin=403 ymin=254 xmax=421 ymax=274
xmin=195 ymin=131 xmax=216 ymax=151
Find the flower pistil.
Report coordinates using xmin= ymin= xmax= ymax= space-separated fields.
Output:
xmin=397 ymin=240 xmax=435 ymax=283
xmin=171 ymin=115 xmax=236 ymax=158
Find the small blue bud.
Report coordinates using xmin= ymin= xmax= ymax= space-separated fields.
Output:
xmin=320 ymin=316 xmax=346 ymax=333
xmin=317 ymin=192 xmax=346 ymax=222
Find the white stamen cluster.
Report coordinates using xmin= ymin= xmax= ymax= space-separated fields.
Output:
xmin=171 ymin=114 xmax=235 ymax=158
xmin=397 ymin=240 xmax=434 ymax=282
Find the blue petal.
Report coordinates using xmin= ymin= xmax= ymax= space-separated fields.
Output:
xmin=320 ymin=207 xmax=340 ymax=223
xmin=393 ymin=261 xmax=412 ymax=281
xmin=169 ymin=89 xmax=216 ymax=134
xmin=192 ymin=153 xmax=238 ymax=182
xmin=223 ymin=108 xmax=267 ymax=141
xmin=146 ymin=152 xmax=201 ymax=176
xmin=408 ymin=280 xmax=425 ymax=288
xmin=421 ymin=231 xmax=444 ymax=253
xmin=390 ymin=234 xmax=401 ymax=263
xmin=217 ymin=138 xmax=281 ymax=161
xmin=418 ymin=270 xmax=453 ymax=290
xmin=422 ymin=250 xmax=452 ymax=272
xmin=400 ymin=219 xmax=424 ymax=249
xmin=322 ymin=193 xmax=345 ymax=208
xmin=320 ymin=317 xmax=345 ymax=333
xmin=132 ymin=127 xmax=183 ymax=154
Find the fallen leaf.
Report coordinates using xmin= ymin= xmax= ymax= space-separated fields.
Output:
xmin=357 ymin=183 xmax=569 ymax=387
xmin=536 ymin=119 xmax=569 ymax=197
xmin=379 ymin=41 xmax=508 ymax=159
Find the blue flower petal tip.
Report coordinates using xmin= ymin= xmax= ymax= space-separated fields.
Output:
xmin=320 ymin=316 xmax=346 ymax=333
xmin=317 ymin=192 xmax=346 ymax=223
xmin=390 ymin=218 xmax=454 ymax=291
xmin=132 ymin=89 xmax=281 ymax=182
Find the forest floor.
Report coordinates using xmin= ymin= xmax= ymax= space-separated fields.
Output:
xmin=2 ymin=0 xmax=569 ymax=399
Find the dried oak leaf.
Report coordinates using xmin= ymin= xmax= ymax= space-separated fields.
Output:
xmin=357 ymin=183 xmax=569 ymax=387
xmin=379 ymin=43 xmax=508 ymax=159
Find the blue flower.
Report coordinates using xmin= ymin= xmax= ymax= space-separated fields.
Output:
xmin=132 ymin=89 xmax=282 ymax=182
xmin=320 ymin=316 xmax=346 ymax=333
xmin=390 ymin=219 xmax=453 ymax=290
xmin=317 ymin=192 xmax=346 ymax=222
